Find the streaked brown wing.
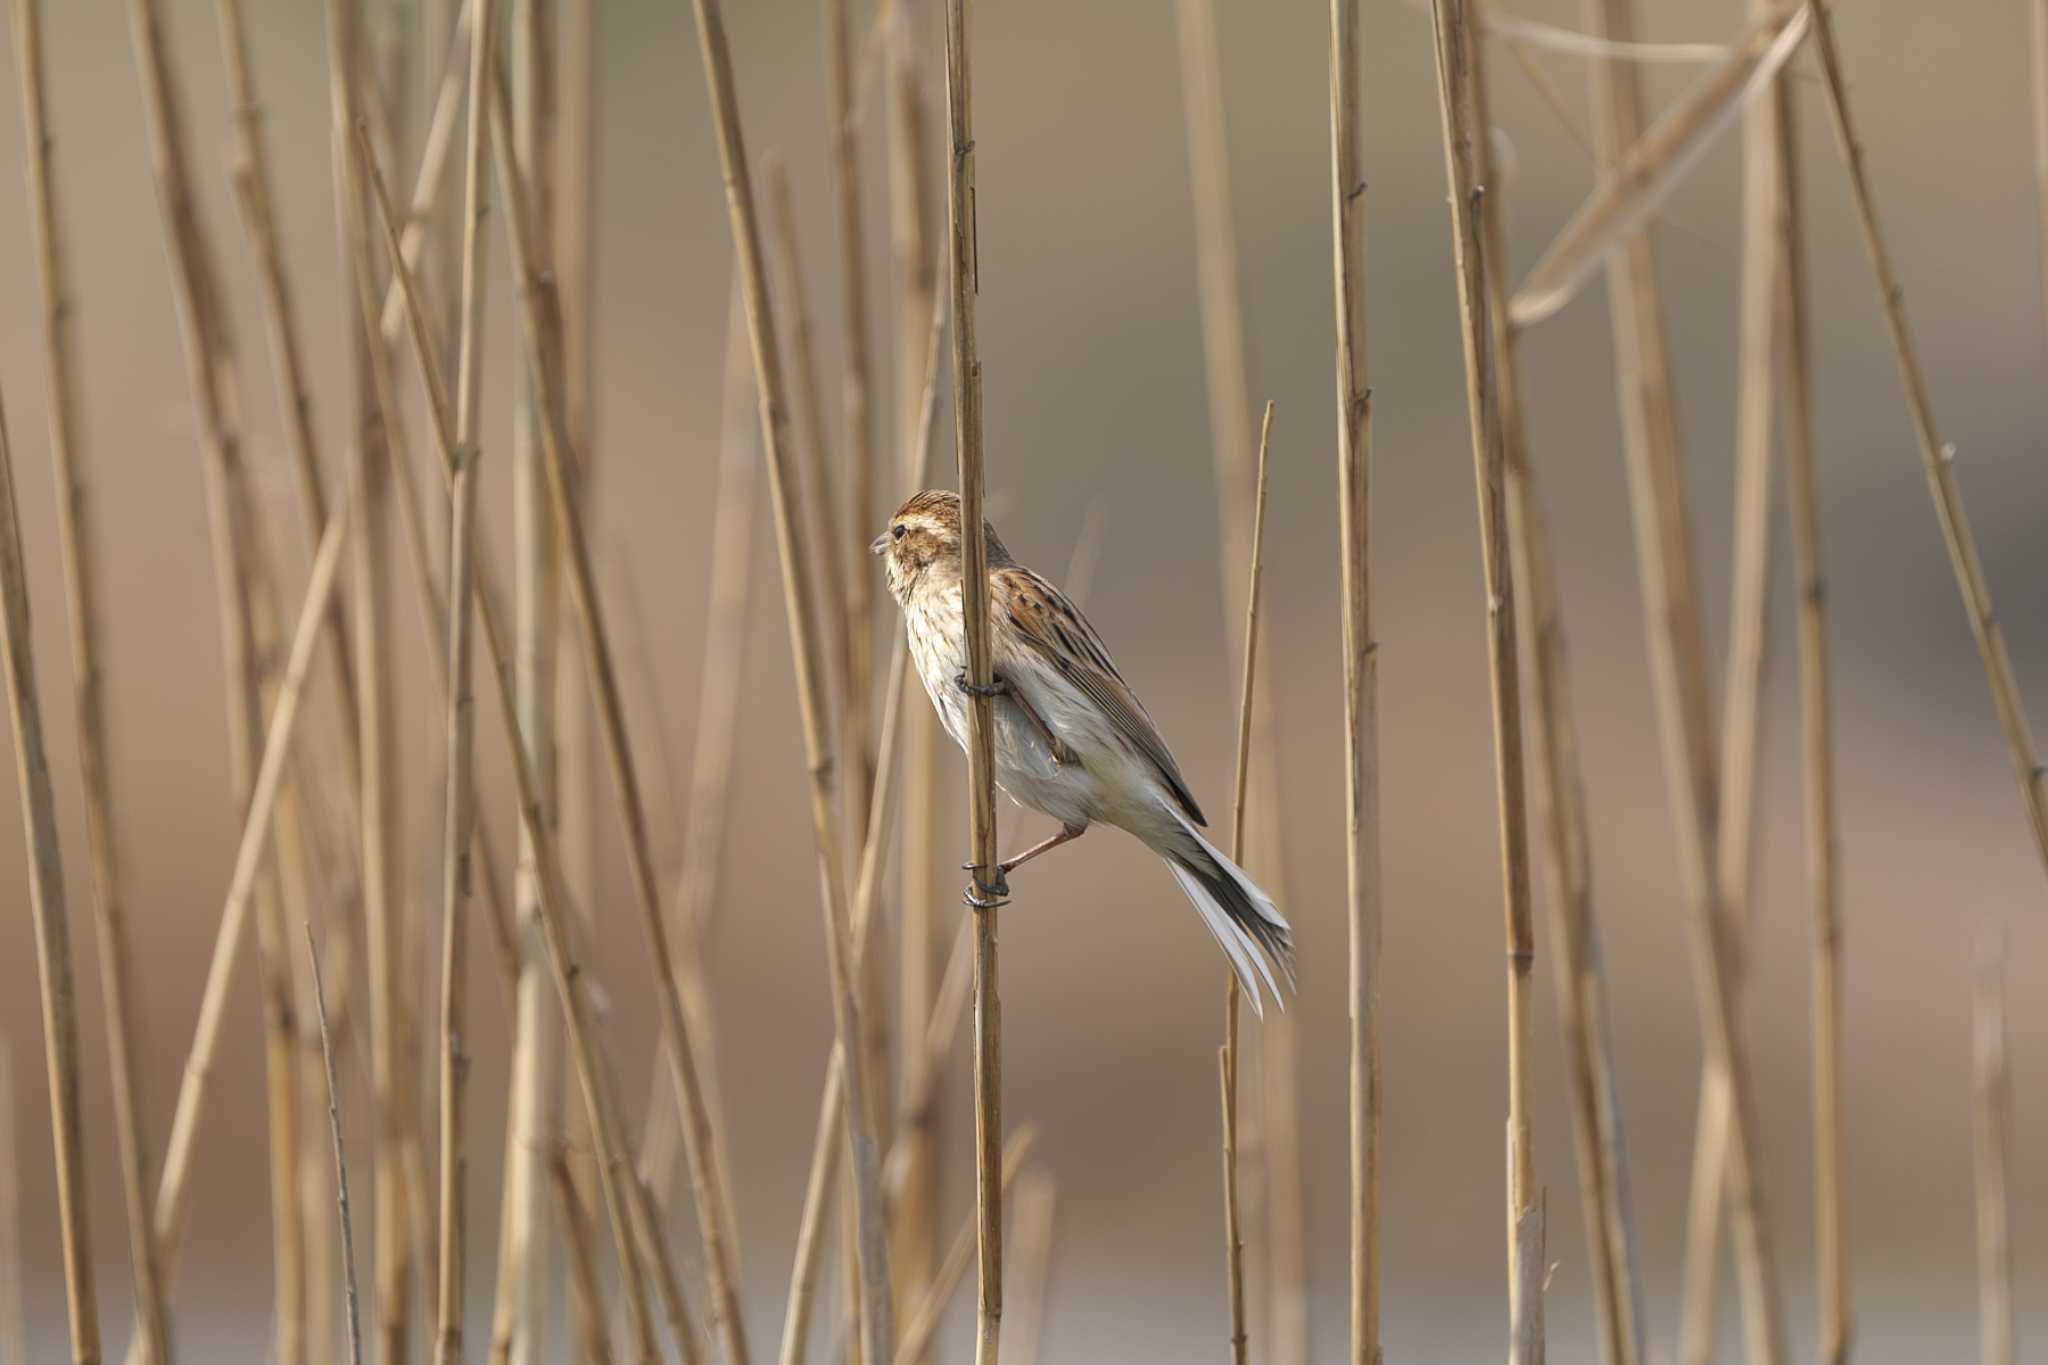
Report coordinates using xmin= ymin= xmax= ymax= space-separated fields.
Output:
xmin=993 ymin=564 xmax=1207 ymax=826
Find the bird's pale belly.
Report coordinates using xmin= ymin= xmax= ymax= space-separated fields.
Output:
xmin=905 ymin=590 xmax=1109 ymax=832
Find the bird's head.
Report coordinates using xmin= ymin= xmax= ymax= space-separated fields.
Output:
xmin=872 ymin=489 xmax=1008 ymax=602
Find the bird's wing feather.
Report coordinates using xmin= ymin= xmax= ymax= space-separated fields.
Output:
xmin=993 ymin=565 xmax=1207 ymax=826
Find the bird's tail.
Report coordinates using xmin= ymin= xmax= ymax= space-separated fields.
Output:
xmin=1162 ymin=807 xmax=1295 ymax=1016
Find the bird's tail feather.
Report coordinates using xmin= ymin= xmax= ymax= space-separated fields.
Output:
xmin=1163 ymin=809 xmax=1295 ymax=1016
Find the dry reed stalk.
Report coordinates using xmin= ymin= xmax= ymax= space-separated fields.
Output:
xmin=1510 ymin=2 xmax=1809 ymax=329
xmin=324 ymin=8 xmax=414 ymax=1359
xmin=826 ymin=0 xmax=879 ymax=885
xmin=776 ymin=641 xmax=917 ymax=1365
xmin=305 ymin=926 xmax=366 ymax=1365
xmin=1579 ymin=0 xmax=1787 ymax=1354
xmin=939 ymin=3 xmax=1006 ymax=1360
xmin=125 ymin=9 xmax=323 ymax=1353
xmin=1972 ymin=931 xmax=2013 ymax=1365
xmin=0 ymin=1046 xmax=22 ymax=1365
xmin=891 ymin=1130 xmax=1037 ymax=1365
xmin=1219 ymin=402 xmax=1276 ymax=1365
xmin=637 ymin=286 xmax=755 ymax=1251
xmin=13 ymin=2 xmax=166 ymax=1357
xmin=1168 ymin=11 xmax=1308 ymax=1351
xmin=1004 ymin=1177 xmax=1056 ymax=1365
xmin=780 ymin=299 xmax=946 ymax=1365
xmin=1421 ymin=0 xmax=1540 ymax=1339
xmin=764 ymin=157 xmax=855 ymax=737
xmin=1675 ymin=15 xmax=1787 ymax=1355
xmin=1424 ymin=1 xmax=1643 ymax=1357
xmin=378 ymin=0 xmax=475 ymax=345
xmin=1807 ymin=1 xmax=2048 ymax=875
xmin=487 ymin=65 xmax=765 ymax=1364
xmin=546 ymin=1151 xmax=610 ymax=1365
xmin=1327 ymin=2 xmax=1380 ymax=1360
xmin=351 ymin=87 xmax=667 ymax=1365
xmin=0 ymin=389 xmax=99 ymax=1363
xmin=1767 ymin=113 xmax=1845 ymax=1363
xmin=506 ymin=4 xmax=564 ymax=1357
xmin=884 ymin=2 xmax=944 ymax=1334
xmin=216 ymin=0 xmax=366 ymax=814
xmin=638 ymin=285 xmax=756 ymax=1249
xmin=433 ymin=0 xmax=494 ymax=1345
xmin=1512 ymin=1191 xmax=1546 ymax=1365
xmin=680 ymin=1 xmax=914 ymax=1358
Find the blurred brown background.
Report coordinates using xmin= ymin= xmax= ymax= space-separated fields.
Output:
xmin=0 ymin=0 xmax=2041 ymax=1360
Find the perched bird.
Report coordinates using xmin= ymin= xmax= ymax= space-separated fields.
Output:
xmin=873 ymin=489 xmax=1294 ymax=1012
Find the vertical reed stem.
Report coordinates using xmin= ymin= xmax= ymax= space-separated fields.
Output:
xmin=1220 ymin=403 xmax=1275 ymax=1365
xmin=1972 ymin=931 xmax=2013 ymax=1365
xmin=1328 ymin=2 xmax=1380 ymax=1358
xmin=0 ymin=388 xmax=100 ymax=1365
xmin=14 ymin=2 xmax=166 ymax=1357
xmin=305 ymin=926 xmax=365 ymax=1365
xmin=435 ymin=1 xmax=495 ymax=1352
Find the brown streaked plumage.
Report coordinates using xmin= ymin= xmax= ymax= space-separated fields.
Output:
xmin=873 ymin=489 xmax=1293 ymax=1009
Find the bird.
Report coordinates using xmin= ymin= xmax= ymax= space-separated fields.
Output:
xmin=872 ymin=488 xmax=1294 ymax=1012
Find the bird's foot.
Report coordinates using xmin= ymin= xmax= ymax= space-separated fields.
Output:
xmin=960 ymin=864 xmax=1011 ymax=910
xmin=954 ymin=670 xmax=1009 ymax=699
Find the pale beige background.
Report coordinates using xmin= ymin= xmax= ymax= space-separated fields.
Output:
xmin=0 ymin=0 xmax=2041 ymax=1360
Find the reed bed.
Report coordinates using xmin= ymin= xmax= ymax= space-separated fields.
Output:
xmin=0 ymin=6 xmax=2037 ymax=1365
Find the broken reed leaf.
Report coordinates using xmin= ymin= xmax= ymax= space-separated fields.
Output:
xmin=1510 ymin=2 xmax=1810 ymax=328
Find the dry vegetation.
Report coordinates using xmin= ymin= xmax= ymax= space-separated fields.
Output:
xmin=0 ymin=1 xmax=2035 ymax=1363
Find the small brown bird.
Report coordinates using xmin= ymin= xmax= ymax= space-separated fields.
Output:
xmin=874 ymin=489 xmax=1293 ymax=1011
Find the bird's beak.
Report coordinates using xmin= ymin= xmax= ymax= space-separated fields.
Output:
xmin=869 ymin=533 xmax=889 ymax=556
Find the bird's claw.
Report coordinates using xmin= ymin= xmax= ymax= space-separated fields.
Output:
xmin=960 ymin=864 xmax=1010 ymax=910
xmin=954 ymin=670 xmax=1009 ymax=699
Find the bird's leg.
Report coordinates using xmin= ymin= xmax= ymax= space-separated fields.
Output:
xmin=954 ymin=670 xmax=1079 ymax=766
xmin=960 ymin=823 xmax=1087 ymax=908
xmin=996 ymin=822 xmax=1088 ymax=876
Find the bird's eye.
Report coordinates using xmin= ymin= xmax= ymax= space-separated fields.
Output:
xmin=892 ymin=524 xmax=907 ymax=541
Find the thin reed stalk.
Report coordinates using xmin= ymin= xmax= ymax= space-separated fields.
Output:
xmin=640 ymin=283 xmax=755 ymax=1250
xmin=1424 ymin=2 xmax=1643 ymax=1358
xmin=378 ymin=0 xmax=476 ymax=345
xmin=891 ymin=1130 xmax=1037 ymax=1365
xmin=940 ymin=4 xmax=1006 ymax=1361
xmin=0 ymin=1045 xmax=21 ymax=1365
xmin=1328 ymin=2 xmax=1380 ymax=1359
xmin=433 ymin=0 xmax=494 ymax=1346
xmin=1768 ymin=110 xmax=1846 ymax=1363
xmin=304 ymin=926 xmax=365 ymax=1365
xmin=1807 ymin=0 xmax=2048 ymax=874
xmin=505 ymin=5 xmax=563 ymax=1357
xmin=680 ymin=0 xmax=912 ymax=1355
xmin=13 ymin=2 xmax=167 ymax=1357
xmin=1972 ymin=931 xmax=2013 ymax=1365
xmin=1579 ymin=0 xmax=1784 ymax=1357
xmin=1673 ymin=6 xmax=1787 ymax=1353
xmin=325 ymin=8 xmax=416 ymax=1359
xmin=1170 ymin=9 xmax=1307 ymax=1350
xmin=216 ymin=0 xmax=365 ymax=815
xmin=1220 ymin=402 xmax=1276 ymax=1365
xmin=826 ymin=0 xmax=878 ymax=867
xmin=0 ymin=388 xmax=99 ymax=1364
xmin=764 ymin=155 xmax=854 ymax=734
xmin=1423 ymin=0 xmax=1541 ymax=1341
xmin=547 ymin=1152 xmax=609 ymax=1365
xmin=125 ymin=11 xmax=317 ymax=1349
xmin=776 ymin=639 xmax=916 ymax=1365
xmin=884 ymin=2 xmax=944 ymax=1335
xmin=346 ymin=104 xmax=665 ymax=1365
xmin=1004 ymin=1177 xmax=1056 ymax=1365
xmin=487 ymin=63 xmax=763 ymax=1363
